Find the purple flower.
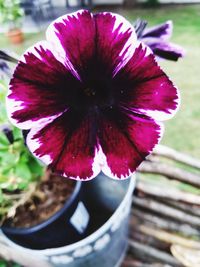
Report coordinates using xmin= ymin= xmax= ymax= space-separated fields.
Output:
xmin=7 ymin=10 xmax=179 ymax=180
xmin=134 ymin=19 xmax=185 ymax=61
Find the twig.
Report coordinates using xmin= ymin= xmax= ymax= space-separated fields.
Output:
xmin=132 ymin=196 xmax=200 ymax=227
xmin=136 ymin=179 xmax=200 ymax=205
xmin=163 ymin=199 xmax=200 ymax=217
xmin=122 ymin=259 xmax=173 ymax=267
xmin=0 ymin=50 xmax=19 ymax=63
xmin=171 ymin=244 xmax=200 ymax=267
xmin=131 ymin=208 xmax=200 ymax=237
xmin=153 ymin=145 xmax=200 ymax=170
xmin=128 ymin=240 xmax=182 ymax=266
xmin=6 ymin=183 xmax=37 ymax=219
xmin=137 ymin=161 xmax=200 ymax=187
xmin=139 ymin=225 xmax=200 ymax=249
xmin=2 ymin=193 xmax=26 ymax=201
xmin=129 ymin=225 xmax=171 ymax=251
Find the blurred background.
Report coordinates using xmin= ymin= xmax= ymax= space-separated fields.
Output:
xmin=0 ymin=1 xmax=200 ymax=267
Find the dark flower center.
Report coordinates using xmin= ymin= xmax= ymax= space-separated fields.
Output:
xmin=66 ymin=63 xmax=120 ymax=113
xmin=81 ymin=75 xmax=115 ymax=110
xmin=84 ymin=87 xmax=96 ymax=97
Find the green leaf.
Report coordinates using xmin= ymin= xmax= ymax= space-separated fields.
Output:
xmin=0 ymin=260 xmax=7 ymax=267
xmin=12 ymin=127 xmax=22 ymax=140
xmin=0 ymin=188 xmax=4 ymax=203
xmin=1 ymin=152 xmax=19 ymax=167
xmin=28 ymin=157 xmax=44 ymax=179
xmin=15 ymin=162 xmax=32 ymax=181
xmin=0 ymin=132 xmax=9 ymax=147
xmin=19 ymin=151 xmax=29 ymax=163
xmin=0 ymin=174 xmax=8 ymax=183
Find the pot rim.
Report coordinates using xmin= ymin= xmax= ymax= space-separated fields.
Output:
xmin=6 ymin=28 xmax=23 ymax=35
xmin=2 ymin=181 xmax=82 ymax=234
xmin=1 ymin=174 xmax=136 ymax=255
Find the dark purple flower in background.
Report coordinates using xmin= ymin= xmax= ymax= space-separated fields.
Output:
xmin=134 ymin=19 xmax=185 ymax=61
xmin=7 ymin=10 xmax=179 ymax=180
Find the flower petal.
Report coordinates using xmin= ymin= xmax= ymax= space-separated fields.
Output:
xmin=114 ymin=44 xmax=180 ymax=121
xmin=46 ymin=10 xmax=137 ymax=78
xmin=94 ymin=12 xmax=137 ymax=75
xmin=46 ymin=10 xmax=96 ymax=79
xmin=148 ymin=40 xmax=185 ymax=61
xmin=7 ymin=41 xmax=82 ymax=129
xmin=26 ymin=111 xmax=101 ymax=180
xmin=98 ymin=110 xmax=162 ymax=179
xmin=142 ymin=20 xmax=173 ymax=40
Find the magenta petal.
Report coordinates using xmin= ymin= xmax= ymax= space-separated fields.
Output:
xmin=94 ymin=12 xmax=137 ymax=75
xmin=27 ymin=111 xmax=100 ymax=180
xmin=47 ymin=10 xmax=96 ymax=77
xmin=114 ymin=44 xmax=179 ymax=121
xmin=98 ymin=113 xmax=162 ymax=179
xmin=47 ymin=10 xmax=137 ymax=77
xmin=7 ymin=42 xmax=82 ymax=129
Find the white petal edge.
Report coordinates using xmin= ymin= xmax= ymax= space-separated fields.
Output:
xmin=19 ymin=40 xmax=67 ymax=69
xmin=137 ymin=85 xmax=180 ymax=122
xmin=100 ymin=121 xmax=164 ymax=180
xmin=26 ymin=120 xmax=60 ymax=165
xmin=126 ymin=43 xmax=180 ymax=122
xmin=60 ymin=147 xmax=102 ymax=181
xmin=103 ymin=12 xmax=138 ymax=76
xmin=27 ymin=128 xmax=102 ymax=180
xmin=46 ymin=9 xmax=89 ymax=81
xmin=6 ymin=41 xmax=69 ymax=130
xmin=46 ymin=10 xmax=138 ymax=78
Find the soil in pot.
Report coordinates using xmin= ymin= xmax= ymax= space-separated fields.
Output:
xmin=4 ymin=174 xmax=76 ymax=228
xmin=2 ymin=173 xmax=125 ymax=250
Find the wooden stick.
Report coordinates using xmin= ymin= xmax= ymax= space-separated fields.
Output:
xmin=137 ymin=161 xmax=200 ymax=187
xmin=128 ymin=240 xmax=181 ymax=266
xmin=153 ymin=145 xmax=200 ymax=170
xmin=131 ymin=208 xmax=200 ymax=237
xmin=163 ymin=199 xmax=200 ymax=217
xmin=129 ymin=226 xmax=171 ymax=251
xmin=132 ymin=196 xmax=200 ymax=227
xmin=6 ymin=183 xmax=37 ymax=219
xmin=122 ymin=259 xmax=173 ymax=267
xmin=0 ymin=50 xmax=19 ymax=63
xmin=136 ymin=179 xmax=200 ymax=205
xmin=139 ymin=225 xmax=200 ymax=249
xmin=171 ymin=244 xmax=200 ymax=267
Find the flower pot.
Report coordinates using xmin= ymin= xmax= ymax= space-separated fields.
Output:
xmin=6 ymin=29 xmax=24 ymax=44
xmin=1 ymin=181 xmax=90 ymax=249
xmin=0 ymin=173 xmax=135 ymax=267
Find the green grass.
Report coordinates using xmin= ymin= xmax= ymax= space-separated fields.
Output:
xmin=0 ymin=4 xmax=200 ymax=157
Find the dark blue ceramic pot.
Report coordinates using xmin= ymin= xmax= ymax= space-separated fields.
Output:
xmin=1 ymin=181 xmax=90 ymax=249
